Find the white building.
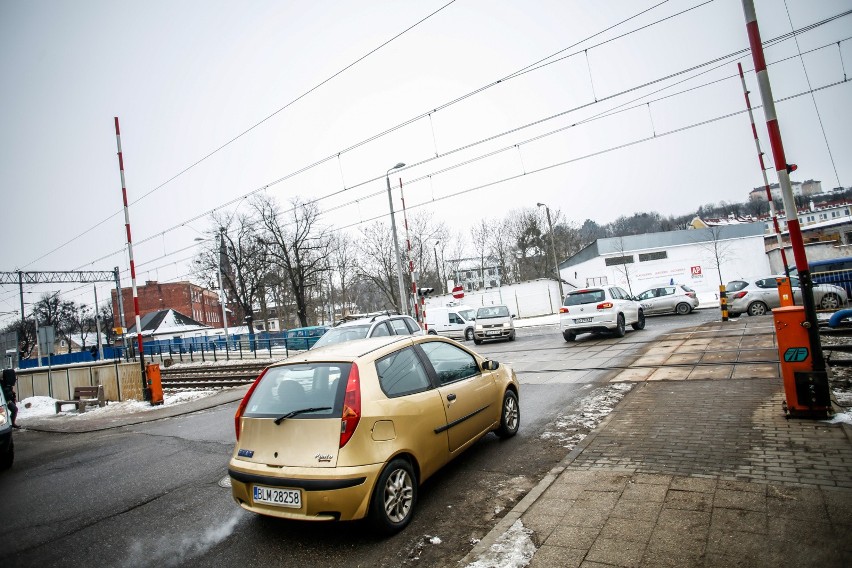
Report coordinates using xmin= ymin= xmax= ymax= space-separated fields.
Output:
xmin=558 ymin=223 xmax=770 ymax=305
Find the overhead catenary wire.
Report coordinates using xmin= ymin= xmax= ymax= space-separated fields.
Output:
xmin=20 ymin=0 xmax=693 ymax=272
xmin=63 ymin=27 xmax=852 ymax=281
xmin=69 ymin=17 xmax=852 ymax=276
xmin=5 ymin=8 xmax=850 ymax=315
xmin=17 ymin=0 xmax=459 ymax=272
xmin=783 ymin=0 xmax=842 ymax=189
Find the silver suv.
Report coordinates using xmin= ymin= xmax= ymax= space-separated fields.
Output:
xmin=473 ymin=305 xmax=516 ymax=344
xmin=311 ymin=313 xmax=423 ymax=349
xmin=560 ymin=286 xmax=645 ymax=342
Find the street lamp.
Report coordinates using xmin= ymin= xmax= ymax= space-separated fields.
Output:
xmin=433 ymin=240 xmax=445 ymax=294
xmin=537 ymin=202 xmax=564 ymax=300
xmin=385 ymin=162 xmax=408 ymax=314
xmin=195 ymin=234 xmax=230 ymax=340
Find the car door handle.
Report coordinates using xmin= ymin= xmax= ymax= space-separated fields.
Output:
xmin=446 ymin=393 xmax=456 ymax=402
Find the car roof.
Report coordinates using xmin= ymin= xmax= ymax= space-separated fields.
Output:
xmin=274 ymin=335 xmax=412 ymax=365
xmin=334 ymin=313 xmax=407 ymax=328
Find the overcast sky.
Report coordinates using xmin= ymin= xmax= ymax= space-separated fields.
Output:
xmin=1 ymin=0 xmax=850 ymax=325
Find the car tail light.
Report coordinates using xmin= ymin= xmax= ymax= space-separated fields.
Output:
xmin=732 ymin=291 xmax=748 ymax=299
xmin=234 ymin=367 xmax=268 ymax=440
xmin=596 ymin=302 xmax=613 ymax=310
xmin=559 ymin=306 xmax=569 ymax=313
xmin=685 ymin=292 xmax=696 ymax=298
xmin=340 ymin=363 xmax=361 ymax=448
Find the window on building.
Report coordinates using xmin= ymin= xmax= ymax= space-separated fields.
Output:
xmin=604 ymin=255 xmax=634 ymax=266
xmin=638 ymin=251 xmax=668 ymax=262
xmin=586 ymin=276 xmax=608 ymax=286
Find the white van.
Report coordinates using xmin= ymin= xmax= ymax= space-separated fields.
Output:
xmin=425 ymin=305 xmax=477 ymax=341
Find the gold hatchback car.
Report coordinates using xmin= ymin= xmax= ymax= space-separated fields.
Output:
xmin=228 ymin=334 xmax=520 ymax=534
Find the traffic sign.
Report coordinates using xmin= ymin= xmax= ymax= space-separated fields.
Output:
xmin=452 ymin=285 xmax=464 ymax=299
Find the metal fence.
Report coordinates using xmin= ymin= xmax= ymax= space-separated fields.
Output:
xmin=18 ymin=328 xmax=329 ymax=368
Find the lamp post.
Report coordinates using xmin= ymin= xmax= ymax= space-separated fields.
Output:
xmin=195 ymin=234 xmax=230 ymax=341
xmin=432 ymin=240 xmax=445 ymax=294
xmin=385 ymin=162 xmax=408 ymax=314
xmin=537 ymin=202 xmax=564 ymax=300
xmin=217 ymin=229 xmax=230 ymax=343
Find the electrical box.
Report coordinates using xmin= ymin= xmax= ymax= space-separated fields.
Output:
xmin=772 ymin=306 xmax=831 ymax=418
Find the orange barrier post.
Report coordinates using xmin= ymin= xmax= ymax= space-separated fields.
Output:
xmin=145 ymin=363 xmax=164 ymax=406
xmin=772 ymin=306 xmax=831 ymax=418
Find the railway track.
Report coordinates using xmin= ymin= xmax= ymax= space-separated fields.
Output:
xmin=154 ymin=328 xmax=851 ymax=390
xmin=159 ymin=362 xmax=268 ymax=391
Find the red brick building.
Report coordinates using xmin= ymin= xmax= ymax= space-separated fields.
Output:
xmin=111 ymin=281 xmax=230 ymax=331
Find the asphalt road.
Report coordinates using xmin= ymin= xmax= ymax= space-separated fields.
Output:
xmin=2 ymin=309 xmax=719 ymax=568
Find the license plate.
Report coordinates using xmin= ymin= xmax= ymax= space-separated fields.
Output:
xmin=486 ymin=330 xmax=501 ymax=336
xmin=253 ymin=485 xmax=302 ymax=508
xmin=575 ymin=317 xmax=593 ymax=324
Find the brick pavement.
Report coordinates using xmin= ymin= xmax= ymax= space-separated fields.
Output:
xmin=463 ymin=316 xmax=852 ymax=568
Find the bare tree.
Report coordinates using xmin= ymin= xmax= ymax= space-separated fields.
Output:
xmin=609 ymin=237 xmax=636 ymax=295
xmin=198 ymin=211 xmax=269 ymax=339
xmin=254 ymin=195 xmax=331 ymax=328
xmin=355 ymin=221 xmax=402 ymax=311
xmin=470 ymin=220 xmax=490 ymax=290
xmin=695 ymin=226 xmax=735 ymax=287
xmin=331 ymin=232 xmax=359 ymax=317
xmin=507 ymin=208 xmax=546 ymax=282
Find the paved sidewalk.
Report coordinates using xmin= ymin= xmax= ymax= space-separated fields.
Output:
xmin=464 ymin=316 xmax=852 ymax=568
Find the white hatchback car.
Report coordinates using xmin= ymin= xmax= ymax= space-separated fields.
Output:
xmin=559 ymin=286 xmax=645 ymax=342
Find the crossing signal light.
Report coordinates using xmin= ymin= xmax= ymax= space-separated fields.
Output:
xmin=786 ymin=163 xmax=797 ymax=173
xmin=417 ymin=287 xmax=434 ymax=297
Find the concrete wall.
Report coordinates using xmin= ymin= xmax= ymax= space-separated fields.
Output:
xmin=15 ymin=361 xmax=145 ymax=402
xmin=424 ymin=279 xmax=562 ymax=318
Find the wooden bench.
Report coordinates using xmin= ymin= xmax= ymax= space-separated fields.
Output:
xmin=55 ymin=385 xmax=106 ymax=414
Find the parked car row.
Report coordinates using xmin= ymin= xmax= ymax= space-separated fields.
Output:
xmin=726 ymin=276 xmax=848 ymax=317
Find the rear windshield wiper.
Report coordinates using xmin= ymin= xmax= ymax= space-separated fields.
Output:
xmin=274 ymin=407 xmax=332 ymax=425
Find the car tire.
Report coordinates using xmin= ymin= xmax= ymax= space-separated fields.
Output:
xmin=631 ymin=309 xmax=646 ymax=330
xmin=508 ymin=332 xmax=516 ymax=342
xmin=563 ymin=331 xmax=576 ymax=342
xmin=0 ymin=438 xmax=13 ymax=470
xmin=820 ymin=293 xmax=842 ymax=310
xmin=427 ymin=329 xmax=437 ymax=335
xmin=495 ymin=390 xmax=520 ymax=439
xmin=369 ymin=458 xmax=417 ymax=535
xmin=474 ymin=338 xmax=482 ymax=345
xmin=675 ymin=302 xmax=692 ymax=315
xmin=614 ymin=314 xmax=626 ymax=337
xmin=747 ymin=301 xmax=769 ymax=317
xmin=465 ymin=328 xmax=474 ymax=341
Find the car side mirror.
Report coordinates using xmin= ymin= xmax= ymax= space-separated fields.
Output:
xmin=511 ymin=314 xmax=516 ymax=319
xmin=481 ymin=360 xmax=500 ymax=371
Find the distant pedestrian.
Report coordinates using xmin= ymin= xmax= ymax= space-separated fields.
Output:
xmin=1 ymin=368 xmax=19 ymax=428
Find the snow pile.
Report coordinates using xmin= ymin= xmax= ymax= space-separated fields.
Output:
xmin=465 ymin=520 xmax=535 ymax=568
xmin=540 ymin=383 xmax=633 ymax=448
xmin=17 ymin=389 xmax=219 ymax=421
xmin=826 ymin=410 xmax=852 ymax=426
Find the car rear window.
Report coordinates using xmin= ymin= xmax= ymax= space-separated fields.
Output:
xmin=726 ymin=281 xmax=748 ymax=293
xmin=243 ymin=363 xmax=349 ymax=418
xmin=390 ymin=318 xmax=411 ymax=335
xmin=564 ymin=290 xmax=605 ymax=306
xmin=312 ymin=325 xmax=370 ymax=349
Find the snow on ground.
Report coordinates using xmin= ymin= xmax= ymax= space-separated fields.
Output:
xmin=540 ymin=382 xmax=634 ymax=448
xmin=17 ymin=389 xmax=221 ymax=421
xmin=826 ymin=409 xmax=852 ymax=426
xmin=464 ymin=520 xmax=535 ymax=568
